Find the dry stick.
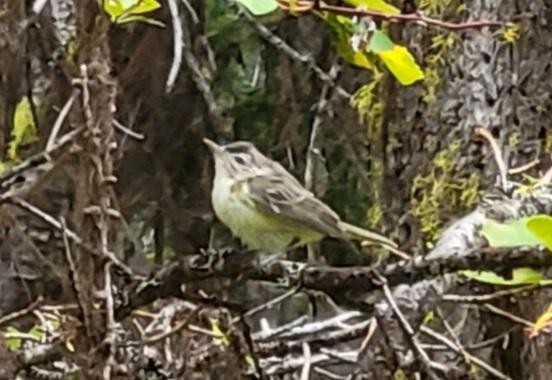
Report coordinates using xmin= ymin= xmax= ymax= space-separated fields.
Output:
xmin=6 ymin=197 xmax=135 ymax=277
xmin=316 ymin=3 xmax=504 ymax=30
xmin=420 ymin=326 xmax=512 ymax=380
xmin=0 ymin=296 xmax=43 ymax=327
xmin=232 ymin=1 xmax=351 ymax=99
xmin=46 ymin=91 xmax=78 ymax=150
xmin=103 ymin=261 xmax=116 ymax=380
xmin=481 ymin=303 xmax=533 ymax=328
xmin=112 ymin=119 xmax=145 ymax=140
xmin=166 ymin=0 xmax=183 ymax=93
xmin=0 ymin=128 xmax=82 ymax=185
xmin=180 ymin=0 xmax=199 ymax=23
xmin=442 ymin=285 xmax=538 ymax=303
xmin=436 ymin=307 xmax=472 ymax=369
xmin=143 ymin=308 xmax=199 ymax=344
xmin=180 ymin=9 xmax=229 ymax=134
xmin=375 ymin=272 xmax=441 ymax=380
xmin=300 ymin=342 xmax=312 ymax=380
xmin=313 ymin=366 xmax=348 ymax=380
xmin=473 ymin=127 xmax=509 ymax=191
xmin=240 ymin=285 xmax=301 ymax=321
xmin=508 ymin=159 xmax=540 ymax=174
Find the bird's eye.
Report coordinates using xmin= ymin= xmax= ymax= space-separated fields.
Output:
xmin=234 ymin=154 xmax=247 ymax=165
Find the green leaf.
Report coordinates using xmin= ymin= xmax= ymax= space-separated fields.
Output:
xmin=235 ymin=0 xmax=278 ymax=16
xmin=482 ymin=218 xmax=542 ymax=248
xmin=343 ymin=0 xmax=400 ymax=15
xmin=367 ymin=30 xmax=424 ymax=85
xmin=9 ymin=96 xmax=39 ymax=161
xmin=526 ymin=215 xmax=552 ymax=251
xmin=324 ymin=14 xmax=374 ymax=70
xmin=367 ymin=30 xmax=395 ymax=53
xmin=376 ymin=44 xmax=424 ymax=85
xmin=461 ymin=268 xmax=552 ymax=286
xmin=103 ymin=0 xmax=161 ymax=24
xmin=4 ymin=327 xmax=21 ymax=350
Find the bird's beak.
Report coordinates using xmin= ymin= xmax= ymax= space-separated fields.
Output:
xmin=203 ymin=138 xmax=224 ymax=156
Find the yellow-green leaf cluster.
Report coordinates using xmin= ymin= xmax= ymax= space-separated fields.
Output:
xmin=102 ymin=0 xmax=163 ymax=26
xmin=9 ymin=96 xmax=39 ymax=162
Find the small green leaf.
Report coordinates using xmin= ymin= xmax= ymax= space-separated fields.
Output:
xmin=482 ymin=218 xmax=542 ymax=248
xmin=461 ymin=268 xmax=552 ymax=286
xmin=4 ymin=327 xmax=21 ymax=350
xmin=9 ymin=96 xmax=39 ymax=161
xmin=344 ymin=0 xmax=400 ymax=15
xmin=367 ymin=30 xmax=394 ymax=53
xmin=526 ymin=215 xmax=552 ymax=251
xmin=103 ymin=0 xmax=161 ymax=24
xmin=210 ymin=319 xmax=230 ymax=346
xmin=236 ymin=0 xmax=278 ymax=16
xmin=376 ymin=44 xmax=424 ymax=85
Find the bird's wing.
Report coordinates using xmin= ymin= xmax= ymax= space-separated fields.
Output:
xmin=246 ymin=173 xmax=345 ymax=238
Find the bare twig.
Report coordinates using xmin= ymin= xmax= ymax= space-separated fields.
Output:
xmin=300 ymin=342 xmax=312 ymax=380
xmin=0 ymin=128 xmax=82 ymax=186
xmin=166 ymin=0 xmax=184 ymax=93
xmin=314 ymin=3 xmax=504 ymax=31
xmin=473 ymin=127 xmax=509 ymax=191
xmin=233 ymin=1 xmax=351 ymax=99
xmin=46 ymin=91 xmax=78 ymax=150
xmin=0 ymin=296 xmax=43 ymax=327
xmin=443 ymin=285 xmax=538 ymax=303
xmin=241 ymin=285 xmax=301 ymax=320
xmin=6 ymin=197 xmax=135 ymax=277
xmin=508 ymin=159 xmax=540 ymax=174
xmin=180 ymin=0 xmax=199 ymax=24
xmin=113 ymin=119 xmax=145 ymax=140
xmin=481 ymin=303 xmax=533 ymax=327
xmin=376 ymin=271 xmax=441 ymax=380
xmin=421 ymin=326 xmax=512 ymax=380
xmin=144 ymin=308 xmax=199 ymax=344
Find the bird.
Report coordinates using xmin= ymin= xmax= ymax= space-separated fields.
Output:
xmin=203 ymin=138 xmax=397 ymax=253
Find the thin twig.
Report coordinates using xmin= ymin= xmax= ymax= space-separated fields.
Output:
xmin=481 ymin=303 xmax=533 ymax=327
xmin=6 ymin=197 xmax=135 ymax=277
xmin=473 ymin=127 xmax=508 ymax=191
xmin=112 ymin=119 xmax=145 ymax=140
xmin=376 ymin=271 xmax=441 ymax=380
xmin=0 ymin=296 xmax=43 ymax=327
xmin=314 ymin=3 xmax=504 ymax=31
xmin=420 ymin=326 xmax=512 ymax=380
xmin=180 ymin=0 xmax=199 ymax=23
xmin=166 ymin=0 xmax=183 ymax=93
xmin=0 ymin=128 xmax=83 ymax=186
xmin=241 ymin=285 xmax=301 ymax=320
xmin=46 ymin=91 xmax=77 ymax=150
xmin=508 ymin=159 xmax=540 ymax=174
xmin=233 ymin=0 xmax=351 ymax=99
xmin=144 ymin=308 xmax=199 ymax=344
xmin=442 ymin=285 xmax=537 ymax=303
xmin=300 ymin=342 xmax=312 ymax=380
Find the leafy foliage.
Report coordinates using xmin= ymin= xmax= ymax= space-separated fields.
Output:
xmin=526 ymin=215 xmax=552 ymax=251
xmin=235 ymin=0 xmax=278 ymax=16
xmin=9 ymin=96 xmax=39 ymax=162
xmin=102 ymin=0 xmax=163 ymax=25
xmin=481 ymin=218 xmax=542 ymax=248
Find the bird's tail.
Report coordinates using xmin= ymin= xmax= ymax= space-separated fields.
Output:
xmin=338 ymin=221 xmax=397 ymax=249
